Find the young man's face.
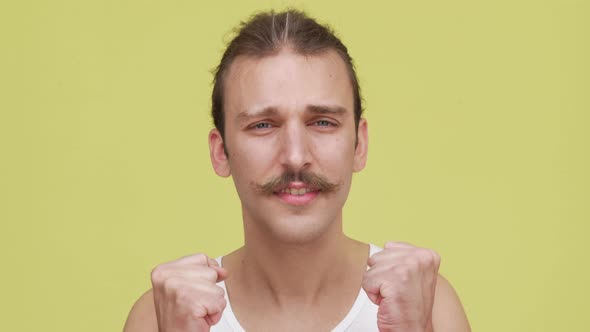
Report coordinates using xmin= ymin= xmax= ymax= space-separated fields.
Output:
xmin=209 ymin=48 xmax=368 ymax=243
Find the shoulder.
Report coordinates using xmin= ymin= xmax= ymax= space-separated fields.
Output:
xmin=123 ymin=288 xmax=159 ymax=332
xmin=432 ymin=274 xmax=471 ymax=332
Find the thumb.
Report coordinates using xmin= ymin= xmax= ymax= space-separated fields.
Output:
xmin=207 ymin=257 xmax=229 ymax=282
xmin=366 ymin=291 xmax=382 ymax=305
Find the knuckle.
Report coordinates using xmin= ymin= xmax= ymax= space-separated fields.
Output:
xmin=221 ymin=297 xmax=228 ymax=309
xmin=202 ymin=267 xmax=218 ymax=281
xmin=362 ymin=271 xmax=377 ymax=290
xmin=174 ymin=290 xmax=190 ymax=306
xmin=193 ymin=253 xmax=208 ymax=264
xmin=163 ymin=276 xmax=183 ymax=293
xmin=393 ymin=266 xmax=411 ymax=281
xmin=216 ymin=297 xmax=228 ymax=312
xmin=405 ymin=256 xmax=420 ymax=267
xmin=417 ymin=248 xmax=431 ymax=258
xmin=150 ymin=265 xmax=165 ymax=283
xmin=190 ymin=304 xmax=208 ymax=320
xmin=417 ymin=248 xmax=434 ymax=264
xmin=361 ymin=274 xmax=371 ymax=289
xmin=431 ymin=250 xmax=441 ymax=264
xmin=214 ymin=285 xmax=225 ymax=298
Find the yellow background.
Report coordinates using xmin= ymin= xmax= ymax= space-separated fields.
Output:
xmin=1 ymin=0 xmax=588 ymax=331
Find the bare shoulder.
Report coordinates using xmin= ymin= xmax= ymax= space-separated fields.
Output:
xmin=123 ymin=288 xmax=159 ymax=332
xmin=432 ymin=274 xmax=472 ymax=332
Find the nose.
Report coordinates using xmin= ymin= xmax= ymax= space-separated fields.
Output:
xmin=279 ymin=121 xmax=312 ymax=171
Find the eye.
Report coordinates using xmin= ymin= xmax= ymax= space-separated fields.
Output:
xmin=253 ymin=122 xmax=272 ymax=129
xmin=313 ymin=120 xmax=335 ymax=127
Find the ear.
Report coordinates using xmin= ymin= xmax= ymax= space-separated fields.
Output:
xmin=353 ymin=118 xmax=368 ymax=172
xmin=209 ymin=128 xmax=231 ymax=177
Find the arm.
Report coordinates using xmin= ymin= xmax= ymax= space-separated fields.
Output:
xmin=364 ymin=242 xmax=471 ymax=332
xmin=123 ymin=289 xmax=159 ymax=332
xmin=432 ymin=275 xmax=471 ymax=332
xmin=124 ymin=254 xmax=228 ymax=332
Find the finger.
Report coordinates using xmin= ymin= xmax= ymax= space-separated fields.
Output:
xmin=362 ymin=266 xmax=383 ymax=305
xmin=201 ymin=295 xmax=227 ymax=326
xmin=206 ymin=258 xmax=229 ymax=282
xmin=428 ymin=250 xmax=441 ymax=303
xmin=204 ymin=300 xmax=226 ymax=327
xmin=384 ymin=241 xmax=415 ymax=249
xmin=362 ymin=270 xmax=386 ymax=304
xmin=365 ymin=260 xmax=397 ymax=277
xmin=366 ymin=291 xmax=382 ymax=305
xmin=206 ymin=311 xmax=223 ymax=326
xmin=176 ymin=253 xmax=209 ymax=265
xmin=191 ymin=282 xmax=226 ymax=300
xmin=155 ymin=266 xmax=223 ymax=283
xmin=207 ymin=257 xmax=220 ymax=268
xmin=368 ymin=247 xmax=413 ymax=267
xmin=211 ymin=266 xmax=229 ymax=282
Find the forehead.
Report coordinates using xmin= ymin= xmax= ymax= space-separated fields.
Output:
xmin=223 ymin=49 xmax=354 ymax=117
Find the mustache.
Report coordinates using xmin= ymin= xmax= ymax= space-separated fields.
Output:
xmin=252 ymin=170 xmax=341 ymax=195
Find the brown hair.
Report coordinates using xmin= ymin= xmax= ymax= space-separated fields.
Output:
xmin=211 ymin=9 xmax=364 ymax=141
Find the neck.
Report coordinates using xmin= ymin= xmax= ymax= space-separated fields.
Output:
xmin=236 ymin=211 xmax=361 ymax=307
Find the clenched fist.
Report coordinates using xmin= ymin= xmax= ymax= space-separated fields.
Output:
xmin=151 ymin=253 xmax=229 ymax=332
xmin=363 ymin=242 xmax=441 ymax=332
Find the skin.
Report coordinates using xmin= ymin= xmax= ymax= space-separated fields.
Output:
xmin=123 ymin=48 xmax=471 ymax=332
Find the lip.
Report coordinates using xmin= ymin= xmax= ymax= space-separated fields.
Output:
xmin=275 ymin=181 xmax=319 ymax=191
xmin=274 ymin=190 xmax=319 ymax=206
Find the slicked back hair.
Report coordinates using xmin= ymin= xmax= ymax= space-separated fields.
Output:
xmin=211 ymin=9 xmax=364 ymax=142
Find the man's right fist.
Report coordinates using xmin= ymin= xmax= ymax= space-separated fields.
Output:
xmin=151 ymin=253 xmax=229 ymax=332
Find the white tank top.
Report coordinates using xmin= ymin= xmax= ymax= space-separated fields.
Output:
xmin=211 ymin=243 xmax=382 ymax=332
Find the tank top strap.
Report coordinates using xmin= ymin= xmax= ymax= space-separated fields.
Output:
xmin=368 ymin=243 xmax=383 ymax=258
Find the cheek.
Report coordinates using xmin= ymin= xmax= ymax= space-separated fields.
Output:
xmin=311 ymin=136 xmax=356 ymax=167
xmin=228 ymin=139 xmax=278 ymax=180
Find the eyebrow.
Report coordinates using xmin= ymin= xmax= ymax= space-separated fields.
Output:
xmin=236 ymin=106 xmax=280 ymax=123
xmin=306 ymin=104 xmax=348 ymax=116
xmin=236 ymin=104 xmax=348 ymax=122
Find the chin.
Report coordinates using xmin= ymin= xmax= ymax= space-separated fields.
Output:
xmin=259 ymin=213 xmax=339 ymax=245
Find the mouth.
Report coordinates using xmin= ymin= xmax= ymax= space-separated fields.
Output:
xmin=273 ymin=184 xmax=320 ymax=206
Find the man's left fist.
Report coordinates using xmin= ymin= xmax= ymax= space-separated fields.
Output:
xmin=363 ymin=241 xmax=441 ymax=332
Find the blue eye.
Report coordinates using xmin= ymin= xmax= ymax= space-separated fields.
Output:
xmin=254 ymin=122 xmax=272 ymax=129
xmin=315 ymin=120 xmax=333 ymax=127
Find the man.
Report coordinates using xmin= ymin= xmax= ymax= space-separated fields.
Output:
xmin=124 ymin=9 xmax=471 ymax=332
